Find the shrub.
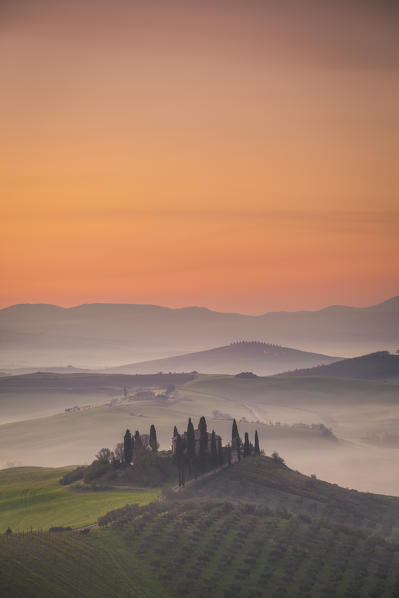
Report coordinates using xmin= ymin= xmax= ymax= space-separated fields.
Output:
xmin=59 ymin=466 xmax=86 ymax=485
xmin=83 ymin=462 xmax=112 ymax=482
xmin=271 ymin=451 xmax=285 ymax=464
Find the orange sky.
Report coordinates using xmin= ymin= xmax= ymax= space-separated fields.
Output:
xmin=1 ymin=0 xmax=398 ymax=313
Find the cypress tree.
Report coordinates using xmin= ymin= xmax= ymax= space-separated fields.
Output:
xmin=198 ymin=416 xmax=208 ymax=457
xmin=174 ymin=433 xmax=183 ymax=485
xmin=187 ymin=418 xmax=195 ymax=474
xmin=123 ymin=429 xmax=132 ymax=465
xmin=173 ymin=425 xmax=178 ymax=437
xmin=149 ymin=424 xmax=158 ymax=451
xmin=187 ymin=418 xmax=195 ymax=458
xmin=217 ymin=437 xmax=223 ymax=466
xmin=232 ymin=419 xmax=240 ymax=449
xmin=174 ymin=433 xmax=182 ymax=461
xmin=174 ymin=433 xmax=186 ymax=487
xmin=254 ymin=430 xmax=260 ymax=456
xmin=198 ymin=416 xmax=208 ymax=473
xmin=211 ymin=430 xmax=218 ymax=467
xmin=134 ymin=430 xmax=143 ymax=457
xmin=232 ymin=418 xmax=241 ymax=462
xmin=244 ymin=432 xmax=250 ymax=457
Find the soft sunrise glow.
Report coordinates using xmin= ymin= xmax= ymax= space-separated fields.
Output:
xmin=1 ymin=0 xmax=398 ymax=312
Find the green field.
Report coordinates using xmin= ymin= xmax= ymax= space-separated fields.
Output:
xmin=0 ymin=467 xmax=159 ymax=532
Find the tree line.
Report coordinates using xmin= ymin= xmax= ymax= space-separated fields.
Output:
xmin=173 ymin=417 xmax=261 ymax=487
xmin=92 ymin=417 xmax=261 ymax=486
xmin=95 ymin=424 xmax=159 ymax=468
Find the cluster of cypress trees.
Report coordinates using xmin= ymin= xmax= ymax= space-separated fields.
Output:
xmin=231 ymin=418 xmax=261 ymax=460
xmin=174 ymin=416 xmax=224 ymax=486
xmin=123 ymin=424 xmax=158 ymax=465
xmin=173 ymin=417 xmax=261 ymax=486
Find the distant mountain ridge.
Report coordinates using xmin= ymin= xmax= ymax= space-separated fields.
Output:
xmin=0 ymin=296 xmax=398 ymax=368
xmin=282 ymin=350 xmax=399 ymax=379
xmin=103 ymin=341 xmax=339 ymax=376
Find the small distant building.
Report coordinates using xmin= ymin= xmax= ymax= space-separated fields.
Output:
xmin=65 ymin=405 xmax=80 ymax=413
xmin=134 ymin=390 xmax=156 ymax=401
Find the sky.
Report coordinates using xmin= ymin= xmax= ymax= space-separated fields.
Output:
xmin=1 ymin=0 xmax=398 ymax=314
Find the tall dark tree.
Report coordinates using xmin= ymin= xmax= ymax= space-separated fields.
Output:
xmin=186 ymin=417 xmax=195 ymax=475
xmin=187 ymin=418 xmax=195 ymax=459
xmin=174 ymin=433 xmax=182 ymax=462
xmin=254 ymin=430 xmax=260 ymax=456
xmin=244 ymin=432 xmax=250 ymax=457
xmin=173 ymin=425 xmax=178 ymax=437
xmin=198 ymin=416 xmax=208 ymax=473
xmin=134 ymin=430 xmax=143 ymax=457
xmin=123 ymin=429 xmax=133 ymax=465
xmin=149 ymin=424 xmax=158 ymax=451
xmin=198 ymin=416 xmax=208 ymax=457
xmin=217 ymin=437 xmax=223 ymax=466
xmin=232 ymin=418 xmax=241 ymax=462
xmin=174 ymin=433 xmax=185 ymax=487
xmin=232 ymin=419 xmax=240 ymax=448
xmin=211 ymin=430 xmax=218 ymax=467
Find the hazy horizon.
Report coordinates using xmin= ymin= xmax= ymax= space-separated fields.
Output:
xmin=1 ymin=292 xmax=398 ymax=316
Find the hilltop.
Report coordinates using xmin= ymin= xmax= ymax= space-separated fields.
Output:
xmin=283 ymin=351 xmax=399 ymax=379
xmin=103 ymin=341 xmax=339 ymax=376
xmin=179 ymin=456 xmax=399 ymax=539
xmin=1 ymin=295 xmax=398 ymax=368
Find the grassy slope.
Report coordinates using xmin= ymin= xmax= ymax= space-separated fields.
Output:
xmin=180 ymin=457 xmax=399 ymax=540
xmin=0 ymin=467 xmax=159 ymax=532
xmin=0 ymin=529 xmax=168 ymax=598
xmin=282 ymin=351 xmax=399 ymax=379
xmin=2 ymin=501 xmax=399 ymax=598
xmin=100 ymin=501 xmax=399 ymax=598
xmin=183 ymin=373 xmax=399 ymax=404
xmin=0 ymin=372 xmax=194 ymax=424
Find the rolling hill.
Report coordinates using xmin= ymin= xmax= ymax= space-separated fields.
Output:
xmin=2 ymin=457 xmax=399 ymax=597
xmin=0 ymin=371 xmax=195 ymax=427
xmin=103 ymin=341 xmax=339 ymax=376
xmin=0 ymin=371 xmax=194 ymax=394
xmin=2 ymin=371 xmax=399 ymax=495
xmin=283 ymin=351 xmax=399 ymax=379
xmin=179 ymin=456 xmax=399 ymax=539
xmin=1 ymin=295 xmax=398 ymax=368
